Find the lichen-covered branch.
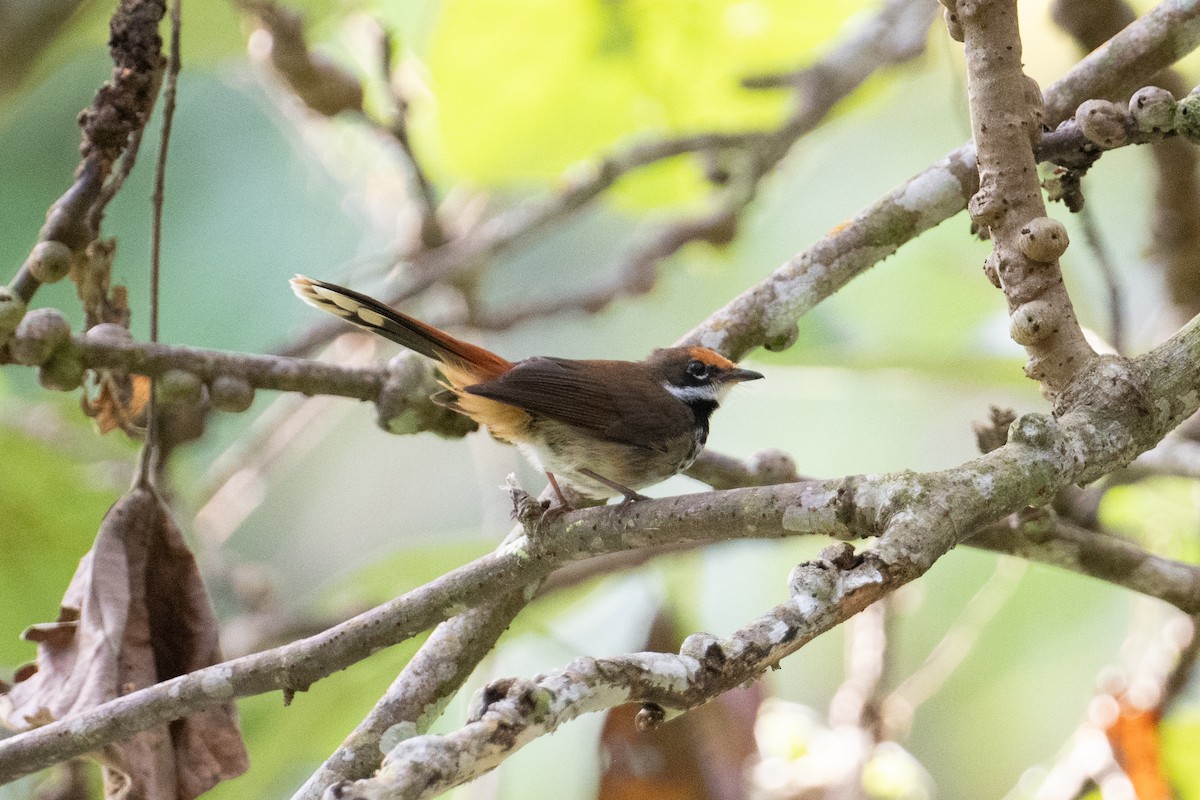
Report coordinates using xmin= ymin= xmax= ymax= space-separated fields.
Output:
xmin=958 ymin=0 xmax=1096 ymax=399
xmin=6 ymin=303 xmax=1200 ymax=786
xmin=328 ymin=324 xmax=1200 ymax=799
xmin=969 ymin=516 xmax=1200 ymax=609
xmin=291 ymin=593 xmax=528 ymax=800
xmin=0 ymin=0 xmax=166 ymax=333
xmin=679 ymin=0 xmax=1200 ymax=360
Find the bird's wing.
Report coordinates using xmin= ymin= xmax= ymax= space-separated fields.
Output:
xmin=464 ymin=358 xmax=692 ymax=450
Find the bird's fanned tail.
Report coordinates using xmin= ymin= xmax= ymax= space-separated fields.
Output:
xmin=290 ymin=275 xmax=511 ymax=381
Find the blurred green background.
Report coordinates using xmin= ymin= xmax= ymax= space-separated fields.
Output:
xmin=2 ymin=0 xmax=1199 ymax=798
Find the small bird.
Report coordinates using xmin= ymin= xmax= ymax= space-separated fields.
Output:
xmin=291 ymin=276 xmax=763 ymax=507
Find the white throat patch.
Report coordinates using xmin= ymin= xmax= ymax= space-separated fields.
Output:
xmin=663 ymin=383 xmax=721 ymax=403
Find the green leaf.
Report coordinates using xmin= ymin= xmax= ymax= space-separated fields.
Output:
xmin=1099 ymin=478 xmax=1200 ymax=564
xmin=1163 ymin=709 xmax=1200 ymax=799
xmin=426 ymin=0 xmax=875 ymax=197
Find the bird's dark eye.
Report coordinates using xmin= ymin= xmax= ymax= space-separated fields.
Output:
xmin=686 ymin=360 xmax=709 ymax=379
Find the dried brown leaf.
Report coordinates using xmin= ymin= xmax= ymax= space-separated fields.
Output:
xmin=71 ymin=239 xmax=130 ymax=330
xmin=1 ymin=487 xmax=248 ymax=799
xmin=83 ymin=372 xmax=150 ymax=436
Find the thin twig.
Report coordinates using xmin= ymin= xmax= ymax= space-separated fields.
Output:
xmin=375 ymin=28 xmax=444 ymax=250
xmin=279 ymin=0 xmax=938 ymax=348
xmin=6 ymin=319 xmax=1200 ymax=781
xmin=291 ymin=592 xmax=528 ymax=799
xmin=137 ymin=0 xmax=181 ymax=488
xmin=460 ymin=0 xmax=938 ymax=331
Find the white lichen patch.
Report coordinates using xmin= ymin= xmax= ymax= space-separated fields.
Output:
xmin=721 ymin=636 xmax=746 ymax=658
xmin=769 ymin=620 xmax=793 ymax=643
xmin=768 ymin=260 xmax=823 ymax=320
xmin=496 ymin=537 xmax=530 ymax=560
xmin=855 ymin=475 xmax=921 ymax=519
xmin=553 ymin=678 xmax=600 ymax=708
xmin=642 ymin=653 xmax=695 ymax=692
xmin=895 ymin=159 xmax=968 ymax=228
xmin=782 ymin=504 xmax=838 ymax=536
xmin=836 ymin=565 xmax=884 ymax=599
xmin=199 ymin=665 xmax=234 ymax=697
xmin=436 ymin=660 xmax=459 ymax=683
xmin=972 ymin=472 xmax=995 ymax=498
xmin=791 ymin=591 xmax=823 ymax=618
xmin=380 ymin=721 xmax=419 ymax=753
xmin=696 ymin=326 xmax=730 ymax=353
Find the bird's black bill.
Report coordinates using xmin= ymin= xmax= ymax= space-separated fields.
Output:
xmin=722 ymin=368 xmax=765 ymax=383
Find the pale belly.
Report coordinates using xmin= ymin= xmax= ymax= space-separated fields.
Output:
xmin=515 ymin=425 xmax=705 ymax=499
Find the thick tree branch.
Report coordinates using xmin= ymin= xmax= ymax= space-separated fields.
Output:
xmin=959 ymin=0 xmax=1097 ymax=398
xmin=331 ymin=353 xmax=1200 ymax=799
xmin=679 ymin=0 xmax=1200 ymax=360
xmin=292 ymin=593 xmax=527 ymax=799
xmin=6 ymin=306 xmax=1200 ymax=783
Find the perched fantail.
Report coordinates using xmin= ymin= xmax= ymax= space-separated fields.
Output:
xmin=291 ymin=276 xmax=763 ymax=506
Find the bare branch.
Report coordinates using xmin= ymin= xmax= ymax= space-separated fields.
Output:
xmin=1 ymin=0 xmax=167 ymax=340
xmin=6 ymin=301 xmax=1200 ymax=784
xmin=679 ymin=0 xmax=1200 ymax=360
xmin=374 ymin=29 xmax=445 ymax=250
xmin=461 ymin=0 xmax=939 ymax=331
xmin=291 ymin=594 xmax=527 ymax=799
xmin=958 ymin=0 xmax=1097 ymax=398
xmin=969 ymin=516 xmax=1200 ymax=610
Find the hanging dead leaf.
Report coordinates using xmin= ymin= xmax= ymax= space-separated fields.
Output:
xmin=0 ymin=486 xmax=248 ymax=799
xmin=71 ymin=239 xmax=130 ymax=330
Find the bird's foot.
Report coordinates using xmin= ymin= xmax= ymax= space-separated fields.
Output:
xmin=578 ymin=468 xmax=649 ymax=505
xmin=538 ymin=501 xmax=574 ymax=525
